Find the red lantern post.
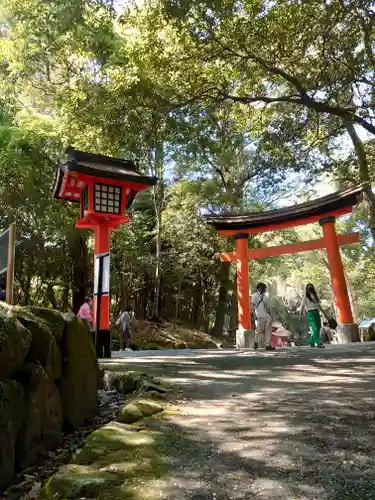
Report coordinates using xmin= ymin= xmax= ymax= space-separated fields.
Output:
xmin=53 ymin=147 xmax=157 ymax=357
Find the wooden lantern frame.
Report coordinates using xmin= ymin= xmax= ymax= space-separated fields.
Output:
xmin=53 ymin=147 xmax=157 ymax=357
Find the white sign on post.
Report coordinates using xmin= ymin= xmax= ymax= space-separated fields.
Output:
xmin=102 ymin=253 xmax=110 ymax=295
xmin=94 ymin=256 xmax=99 ymax=295
xmin=94 ymin=252 xmax=110 ymax=295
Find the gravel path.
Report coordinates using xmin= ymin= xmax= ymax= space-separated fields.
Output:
xmin=101 ymin=344 xmax=375 ymax=500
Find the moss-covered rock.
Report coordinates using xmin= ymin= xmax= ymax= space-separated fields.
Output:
xmin=26 ymin=307 xmax=65 ymax=345
xmin=14 ymin=362 xmax=63 ymax=469
xmin=146 ymin=390 xmax=168 ymax=401
xmin=186 ymin=340 xmax=218 ymax=349
xmin=117 ymin=398 xmax=163 ymax=424
xmin=138 ymin=378 xmax=169 ymax=395
xmin=40 ymin=421 xmax=169 ymax=500
xmin=174 ymin=341 xmax=188 ymax=349
xmin=0 ymin=378 xmax=24 ymax=491
xmin=42 ymin=464 xmax=123 ymax=498
xmin=115 ymin=319 xmax=220 ymax=350
xmin=44 ymin=378 xmax=64 ymax=450
xmin=14 ymin=308 xmax=61 ymax=380
xmin=59 ymin=313 xmax=99 ymax=429
xmin=0 ymin=308 xmax=32 ymax=378
xmin=103 ymin=370 xmax=150 ymax=394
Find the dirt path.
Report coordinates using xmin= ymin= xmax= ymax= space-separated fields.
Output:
xmin=101 ymin=344 xmax=375 ymax=500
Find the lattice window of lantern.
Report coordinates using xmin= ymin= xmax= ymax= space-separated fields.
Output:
xmin=81 ymin=186 xmax=88 ymax=218
xmin=94 ymin=183 xmax=122 ymax=214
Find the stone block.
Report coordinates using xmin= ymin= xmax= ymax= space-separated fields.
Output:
xmin=236 ymin=329 xmax=254 ymax=348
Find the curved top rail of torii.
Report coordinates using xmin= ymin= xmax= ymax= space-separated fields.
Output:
xmin=204 ymin=186 xmax=363 ymax=236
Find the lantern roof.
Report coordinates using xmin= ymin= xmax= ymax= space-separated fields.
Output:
xmin=204 ymin=186 xmax=363 ymax=235
xmin=53 ymin=147 xmax=157 ymax=202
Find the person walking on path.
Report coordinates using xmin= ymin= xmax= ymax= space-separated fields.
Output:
xmin=77 ymin=297 xmax=93 ymax=330
xmin=299 ymin=283 xmax=325 ymax=348
xmin=251 ymin=282 xmax=275 ymax=350
xmin=117 ymin=307 xmax=133 ymax=351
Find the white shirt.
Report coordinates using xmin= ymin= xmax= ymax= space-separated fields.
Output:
xmin=251 ymin=292 xmax=270 ymax=318
xmin=303 ymin=294 xmax=320 ymax=312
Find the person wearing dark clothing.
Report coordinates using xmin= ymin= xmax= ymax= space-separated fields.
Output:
xmin=116 ymin=307 xmax=133 ymax=351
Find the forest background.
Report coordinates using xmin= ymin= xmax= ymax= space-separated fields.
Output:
xmin=0 ymin=0 xmax=374 ymax=340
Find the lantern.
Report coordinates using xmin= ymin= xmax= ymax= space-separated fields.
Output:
xmin=53 ymin=147 xmax=157 ymax=357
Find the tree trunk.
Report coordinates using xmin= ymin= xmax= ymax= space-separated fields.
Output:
xmin=191 ymin=285 xmax=201 ymax=326
xmin=62 ymin=285 xmax=70 ymax=311
xmin=173 ymin=279 xmax=181 ymax=331
xmin=151 ymin=142 xmax=164 ymax=318
xmin=211 ymin=261 xmax=231 ymax=337
xmin=71 ymin=235 xmax=89 ymax=313
xmin=46 ymin=282 xmax=57 ymax=309
xmin=152 ymin=213 xmax=162 ymax=317
xmin=22 ymin=272 xmax=32 ymax=306
xmin=119 ymin=258 xmax=129 ymax=311
xmin=200 ymin=271 xmax=209 ymax=332
xmin=228 ymin=271 xmax=238 ymax=340
xmin=345 ymin=121 xmax=375 ymax=240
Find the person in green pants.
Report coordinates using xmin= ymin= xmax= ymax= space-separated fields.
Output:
xmin=299 ymin=283 xmax=325 ymax=348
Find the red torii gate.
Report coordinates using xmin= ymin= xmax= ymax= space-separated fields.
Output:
xmin=205 ymin=186 xmax=363 ymax=347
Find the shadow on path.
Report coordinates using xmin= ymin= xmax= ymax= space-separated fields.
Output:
xmin=100 ymin=345 xmax=375 ymax=499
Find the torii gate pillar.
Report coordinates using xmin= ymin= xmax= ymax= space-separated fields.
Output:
xmin=320 ymin=217 xmax=359 ymax=342
xmin=234 ymin=234 xmax=253 ymax=348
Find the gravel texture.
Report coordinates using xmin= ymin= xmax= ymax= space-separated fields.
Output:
xmin=101 ymin=344 xmax=375 ymax=500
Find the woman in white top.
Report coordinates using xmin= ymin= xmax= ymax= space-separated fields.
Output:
xmin=299 ymin=283 xmax=324 ymax=348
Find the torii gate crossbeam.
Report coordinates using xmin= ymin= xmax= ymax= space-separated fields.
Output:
xmin=218 ymin=232 xmax=360 ymax=262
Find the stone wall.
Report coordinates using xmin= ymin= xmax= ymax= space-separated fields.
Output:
xmin=0 ymin=305 xmax=99 ymax=492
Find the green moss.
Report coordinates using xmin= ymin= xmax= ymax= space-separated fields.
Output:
xmin=117 ymin=371 xmax=149 ymax=392
xmin=0 ymin=311 xmax=32 ymax=378
xmin=117 ymin=398 xmax=163 ymax=424
xmin=40 ymin=422 xmax=170 ymax=500
xmin=75 ymin=424 xmax=155 ymax=465
xmin=127 ymin=320 xmax=219 ymax=350
xmin=14 ymin=308 xmax=61 ymax=380
xmin=59 ymin=313 xmax=98 ymax=428
xmin=26 ymin=307 xmax=65 ymax=344
xmin=146 ymin=390 xmax=168 ymax=401
xmin=0 ymin=378 xmax=24 ymax=490
xmin=13 ymin=362 xmax=63 ymax=469
xmin=104 ymin=370 xmax=151 ymax=393
xmin=174 ymin=341 xmax=188 ymax=349
xmin=43 ymin=465 xmax=123 ymax=498
xmin=0 ymin=380 xmax=9 ymax=407
xmin=0 ymin=378 xmax=23 ymax=418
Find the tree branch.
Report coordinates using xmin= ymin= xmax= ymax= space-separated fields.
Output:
xmin=205 ymin=156 xmax=228 ymax=190
xmin=221 ymin=93 xmax=375 ymax=136
xmin=209 ymin=37 xmax=375 ymax=135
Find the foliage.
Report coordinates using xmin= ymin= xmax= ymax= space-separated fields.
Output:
xmin=0 ymin=0 xmax=373 ymax=338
